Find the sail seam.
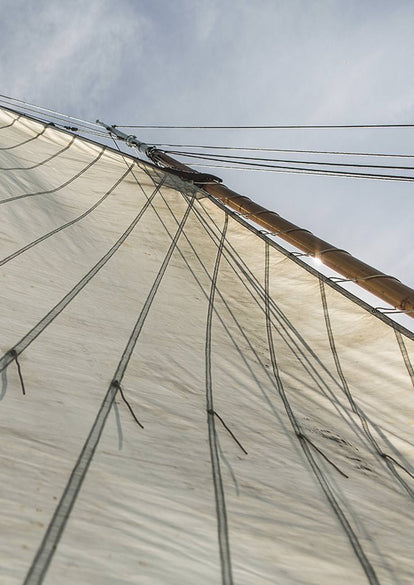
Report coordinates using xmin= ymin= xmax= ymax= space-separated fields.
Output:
xmin=0 ymin=164 xmax=134 ymax=267
xmin=0 ymin=148 xmax=104 ymax=206
xmin=0 ymin=114 xmax=21 ymax=130
xmin=0 ymin=135 xmax=76 ymax=171
xmin=0 ymin=126 xmax=46 ymax=150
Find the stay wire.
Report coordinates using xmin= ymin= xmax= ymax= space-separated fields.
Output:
xmin=0 ymin=94 xmax=103 ymax=130
xmin=115 ymin=123 xmax=414 ymax=129
xmin=163 ymin=151 xmax=414 ymax=182
xmin=154 ymin=143 xmax=414 ymax=159
xmin=165 ymin=149 xmax=414 ymax=172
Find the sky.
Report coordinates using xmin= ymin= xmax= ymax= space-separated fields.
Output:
xmin=1 ymin=0 xmax=413 ymax=327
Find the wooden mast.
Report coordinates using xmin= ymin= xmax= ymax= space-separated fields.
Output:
xmin=98 ymin=122 xmax=414 ymax=316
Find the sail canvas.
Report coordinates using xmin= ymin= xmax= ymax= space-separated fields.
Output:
xmin=1 ymin=106 xmax=414 ymax=585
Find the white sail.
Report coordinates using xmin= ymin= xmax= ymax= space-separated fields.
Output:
xmin=1 ymin=105 xmax=413 ymax=585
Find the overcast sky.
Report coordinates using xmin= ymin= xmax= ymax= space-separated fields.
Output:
xmin=1 ymin=0 xmax=413 ymax=325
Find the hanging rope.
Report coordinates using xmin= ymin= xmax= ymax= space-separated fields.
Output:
xmin=207 ymin=409 xmax=248 ymax=455
xmin=112 ymin=381 xmax=144 ymax=429
xmin=8 ymin=350 xmax=26 ymax=395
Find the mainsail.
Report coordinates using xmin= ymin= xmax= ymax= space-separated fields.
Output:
xmin=1 ymin=105 xmax=413 ymax=585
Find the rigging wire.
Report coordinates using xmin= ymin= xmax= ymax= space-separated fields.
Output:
xmin=165 ymin=149 xmax=414 ymax=171
xmin=115 ymin=123 xmax=414 ymax=129
xmin=165 ymin=152 xmax=414 ymax=182
xmin=0 ymin=94 xmax=102 ymax=129
xmin=153 ymin=143 xmax=414 ymax=159
xmin=185 ymin=162 xmax=414 ymax=182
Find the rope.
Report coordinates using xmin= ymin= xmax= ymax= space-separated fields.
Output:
xmin=208 ymin=409 xmax=248 ymax=455
xmin=166 ymin=149 xmax=414 ymax=172
xmin=8 ymin=350 xmax=26 ymax=395
xmin=297 ymin=433 xmax=348 ymax=478
xmin=113 ymin=382 xmax=144 ymax=429
xmin=135 ymin=161 xmax=285 ymax=450
xmin=165 ymin=151 xmax=414 ymax=183
xmin=205 ymin=213 xmax=233 ymax=585
xmin=319 ymin=279 xmax=414 ymax=499
xmin=192 ymin=197 xmax=356 ymax=415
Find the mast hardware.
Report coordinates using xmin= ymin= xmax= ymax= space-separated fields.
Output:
xmin=96 ymin=121 xmax=222 ymax=185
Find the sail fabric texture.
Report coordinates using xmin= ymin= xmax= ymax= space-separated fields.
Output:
xmin=1 ymin=105 xmax=414 ymax=585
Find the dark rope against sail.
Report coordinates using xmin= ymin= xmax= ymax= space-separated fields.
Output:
xmin=204 ymin=213 xmax=234 ymax=585
xmin=23 ymin=189 xmax=194 ymax=585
